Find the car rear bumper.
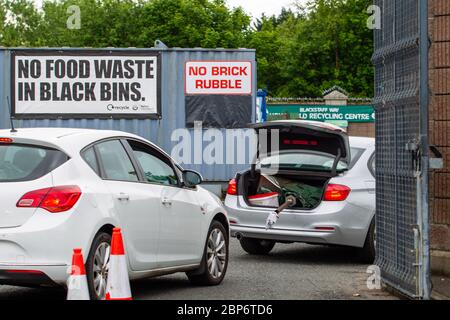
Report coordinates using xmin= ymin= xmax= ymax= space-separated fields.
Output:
xmin=230 ymin=225 xmax=340 ymax=245
xmin=0 ymin=219 xmax=82 ymax=286
xmin=225 ymin=195 xmax=373 ymax=248
xmin=0 ymin=263 xmax=68 ymax=287
xmin=0 ymin=200 xmax=103 ymax=286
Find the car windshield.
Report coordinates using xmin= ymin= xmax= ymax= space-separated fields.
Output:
xmin=259 ymin=147 xmax=364 ymax=172
xmin=0 ymin=144 xmax=68 ymax=182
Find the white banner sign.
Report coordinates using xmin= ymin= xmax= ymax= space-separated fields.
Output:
xmin=185 ymin=61 xmax=252 ymax=95
xmin=12 ymin=52 xmax=160 ymax=118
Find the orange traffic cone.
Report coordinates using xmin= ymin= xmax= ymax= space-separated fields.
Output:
xmin=67 ymin=248 xmax=90 ymax=300
xmin=105 ymin=228 xmax=132 ymax=300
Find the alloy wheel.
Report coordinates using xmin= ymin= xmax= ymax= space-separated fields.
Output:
xmin=92 ymin=242 xmax=110 ymax=298
xmin=206 ymin=228 xmax=227 ymax=279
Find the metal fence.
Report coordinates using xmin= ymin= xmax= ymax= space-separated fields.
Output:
xmin=373 ymin=0 xmax=430 ymax=299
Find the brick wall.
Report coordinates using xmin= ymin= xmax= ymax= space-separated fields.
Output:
xmin=429 ymin=0 xmax=450 ymax=274
xmin=347 ymin=123 xmax=375 ymax=138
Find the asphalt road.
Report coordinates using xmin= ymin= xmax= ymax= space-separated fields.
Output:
xmin=0 ymin=239 xmax=396 ymax=300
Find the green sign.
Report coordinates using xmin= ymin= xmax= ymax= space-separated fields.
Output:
xmin=267 ymin=105 xmax=375 ymax=123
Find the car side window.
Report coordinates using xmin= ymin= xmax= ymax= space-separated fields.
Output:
xmin=369 ymin=152 xmax=375 ymax=177
xmin=127 ymin=140 xmax=178 ymax=186
xmin=81 ymin=147 xmax=100 ymax=175
xmin=95 ymin=140 xmax=139 ymax=182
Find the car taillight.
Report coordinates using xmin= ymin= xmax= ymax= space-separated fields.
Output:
xmin=283 ymin=139 xmax=318 ymax=146
xmin=0 ymin=138 xmax=13 ymax=144
xmin=17 ymin=186 xmax=82 ymax=213
xmin=324 ymin=184 xmax=351 ymax=201
xmin=227 ymin=179 xmax=237 ymax=195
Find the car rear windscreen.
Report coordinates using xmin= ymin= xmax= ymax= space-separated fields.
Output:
xmin=259 ymin=147 xmax=365 ymax=173
xmin=0 ymin=144 xmax=69 ymax=182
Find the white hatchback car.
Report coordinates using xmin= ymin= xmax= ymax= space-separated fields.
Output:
xmin=0 ymin=128 xmax=229 ymax=299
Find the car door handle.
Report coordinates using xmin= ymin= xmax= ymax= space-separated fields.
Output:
xmin=161 ymin=197 xmax=172 ymax=206
xmin=116 ymin=193 xmax=130 ymax=201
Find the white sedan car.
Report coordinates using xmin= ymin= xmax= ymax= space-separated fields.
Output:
xmin=225 ymin=121 xmax=375 ymax=262
xmin=0 ymin=128 xmax=229 ymax=299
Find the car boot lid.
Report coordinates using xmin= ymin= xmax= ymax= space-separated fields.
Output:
xmin=250 ymin=120 xmax=351 ymax=174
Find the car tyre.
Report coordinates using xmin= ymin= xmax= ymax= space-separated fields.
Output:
xmin=239 ymin=238 xmax=275 ymax=255
xmin=187 ymin=220 xmax=229 ymax=286
xmin=360 ymin=219 xmax=376 ymax=263
xmin=86 ymin=232 xmax=112 ymax=300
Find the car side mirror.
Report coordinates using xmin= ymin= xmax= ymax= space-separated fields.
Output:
xmin=182 ymin=170 xmax=203 ymax=187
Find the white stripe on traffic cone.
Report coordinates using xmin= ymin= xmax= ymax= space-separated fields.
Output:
xmin=105 ymin=228 xmax=132 ymax=300
xmin=67 ymin=248 xmax=90 ymax=300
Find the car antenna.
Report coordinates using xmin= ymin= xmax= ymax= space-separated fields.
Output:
xmin=6 ymin=96 xmax=17 ymax=133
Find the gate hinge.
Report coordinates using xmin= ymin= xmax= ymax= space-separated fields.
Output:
xmin=405 ymin=141 xmax=419 ymax=152
xmin=429 ymin=145 xmax=444 ymax=170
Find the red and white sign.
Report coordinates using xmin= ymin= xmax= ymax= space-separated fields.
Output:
xmin=185 ymin=61 xmax=252 ymax=95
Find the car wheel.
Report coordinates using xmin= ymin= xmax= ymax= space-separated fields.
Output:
xmin=187 ymin=221 xmax=229 ymax=286
xmin=239 ymin=238 xmax=275 ymax=255
xmin=86 ymin=232 xmax=111 ymax=300
xmin=360 ymin=219 xmax=376 ymax=263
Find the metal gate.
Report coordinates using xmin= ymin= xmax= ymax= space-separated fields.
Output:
xmin=373 ymin=0 xmax=430 ymax=299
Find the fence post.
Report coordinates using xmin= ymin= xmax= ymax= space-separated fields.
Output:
xmin=419 ymin=0 xmax=431 ymax=300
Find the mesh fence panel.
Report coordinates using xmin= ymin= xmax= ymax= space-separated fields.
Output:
xmin=373 ymin=0 xmax=420 ymax=297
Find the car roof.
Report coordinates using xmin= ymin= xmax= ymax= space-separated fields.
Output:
xmin=349 ymin=136 xmax=375 ymax=149
xmin=0 ymin=128 xmax=150 ymax=156
xmin=0 ymin=127 xmax=140 ymax=141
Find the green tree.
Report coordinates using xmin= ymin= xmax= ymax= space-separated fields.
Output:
xmin=0 ymin=0 xmax=43 ymax=46
xmin=0 ymin=0 xmax=251 ymax=48
xmin=272 ymin=0 xmax=373 ymax=97
xmin=0 ymin=0 xmax=373 ymax=97
xmin=50 ymin=0 xmax=146 ymax=47
xmin=137 ymin=0 xmax=250 ymax=48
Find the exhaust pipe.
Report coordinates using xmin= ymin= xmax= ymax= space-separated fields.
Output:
xmin=235 ymin=233 xmax=243 ymax=240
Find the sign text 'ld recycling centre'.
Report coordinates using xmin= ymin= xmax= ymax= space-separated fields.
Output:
xmin=267 ymin=105 xmax=375 ymax=123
